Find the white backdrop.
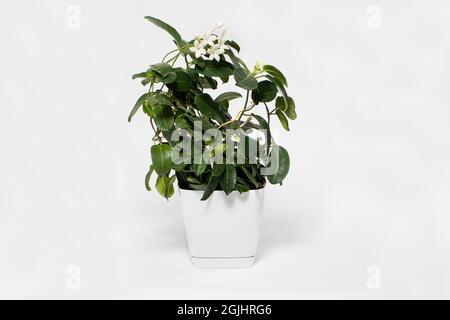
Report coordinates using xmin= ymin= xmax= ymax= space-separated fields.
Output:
xmin=1 ymin=0 xmax=449 ymax=299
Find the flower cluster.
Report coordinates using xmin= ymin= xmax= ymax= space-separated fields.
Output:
xmin=189 ymin=23 xmax=230 ymax=62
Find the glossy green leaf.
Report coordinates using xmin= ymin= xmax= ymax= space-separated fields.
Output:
xmin=220 ymin=165 xmax=237 ymax=195
xmin=275 ymin=96 xmax=286 ymax=112
xmin=128 ymin=93 xmax=150 ymax=122
xmin=267 ymin=146 xmax=290 ymax=185
xmin=266 ymin=75 xmax=289 ymax=111
xmin=252 ymin=80 xmax=277 ymax=103
xmin=218 ymin=100 xmax=229 ymax=110
xmin=201 ymin=175 xmax=220 ymax=201
xmin=199 ymin=60 xmax=234 ymax=78
xmin=175 ymin=114 xmax=191 ymax=129
xmin=225 ymin=40 xmax=240 ymax=53
xmin=156 ymin=175 xmax=175 ymax=199
xmin=235 ymin=184 xmax=249 ymax=194
xmin=234 ymin=67 xmax=258 ymax=90
xmin=275 ymin=96 xmax=297 ymax=120
xmin=263 ymin=65 xmax=288 ymax=87
xmin=220 ymin=76 xmax=229 ymax=83
xmin=163 ymin=72 xmax=177 ymax=84
xmin=215 ymin=92 xmax=242 ymax=103
xmin=153 ymin=104 xmax=174 ymax=131
xmin=276 ymin=110 xmax=289 ymax=131
xmin=149 ymin=63 xmax=172 ymax=77
xmin=151 ymin=144 xmax=172 ymax=176
xmin=204 ymin=76 xmax=218 ymax=89
xmin=132 ymin=72 xmax=147 ymax=79
xmin=251 ymin=113 xmax=271 ymax=150
xmin=193 ymin=162 xmax=208 ymax=177
xmin=285 ymin=96 xmax=297 ymax=120
xmin=238 ymin=166 xmax=259 ymax=188
xmin=166 ymin=70 xmax=193 ymax=92
xmin=145 ymin=164 xmax=154 ymax=191
xmin=212 ymin=163 xmax=225 ymax=177
xmin=145 ymin=16 xmax=184 ymax=47
xmin=151 ymin=93 xmax=172 ymax=106
xmin=194 ymin=93 xmax=227 ymax=123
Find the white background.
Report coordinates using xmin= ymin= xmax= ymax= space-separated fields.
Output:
xmin=1 ymin=0 xmax=449 ymax=299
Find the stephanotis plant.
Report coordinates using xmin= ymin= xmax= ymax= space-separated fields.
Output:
xmin=129 ymin=17 xmax=297 ymax=201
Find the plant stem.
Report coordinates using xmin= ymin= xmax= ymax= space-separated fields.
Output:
xmin=264 ymin=103 xmax=271 ymax=125
xmin=150 ymin=119 xmax=162 ymax=143
xmin=236 ymin=91 xmax=249 ymax=122
xmin=162 ymin=49 xmax=179 ymax=63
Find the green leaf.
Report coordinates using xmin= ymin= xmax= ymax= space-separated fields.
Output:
xmin=225 ymin=40 xmax=240 ymax=53
xmin=166 ymin=70 xmax=193 ymax=92
xmin=145 ymin=165 xmax=155 ymax=191
xmin=275 ymin=96 xmax=297 ymax=120
xmin=141 ymin=77 xmax=152 ymax=86
xmin=156 ymin=175 xmax=175 ymax=199
xmin=194 ymin=93 xmax=227 ymax=123
xmin=212 ymin=163 xmax=225 ymax=177
xmin=285 ymin=96 xmax=297 ymax=120
xmin=266 ymin=75 xmax=289 ymax=111
xmin=251 ymin=113 xmax=271 ymax=151
xmin=193 ymin=162 xmax=208 ymax=177
xmin=276 ymin=110 xmax=289 ymax=131
xmin=149 ymin=63 xmax=172 ymax=77
xmin=151 ymin=144 xmax=172 ymax=176
xmin=199 ymin=60 xmax=234 ymax=78
xmin=151 ymin=93 xmax=172 ymax=106
xmin=234 ymin=67 xmax=258 ymax=90
xmin=267 ymin=146 xmax=290 ymax=185
xmin=215 ymin=92 xmax=242 ymax=103
xmin=132 ymin=72 xmax=147 ymax=80
xmin=201 ymin=175 xmax=220 ymax=201
xmin=238 ymin=166 xmax=259 ymax=188
xmin=175 ymin=114 xmax=191 ymax=129
xmin=235 ymin=184 xmax=249 ymax=194
xmin=153 ymin=104 xmax=174 ymax=131
xmin=218 ymin=100 xmax=229 ymax=110
xmin=163 ymin=72 xmax=177 ymax=84
xmin=275 ymin=96 xmax=286 ymax=112
xmin=220 ymin=165 xmax=237 ymax=195
xmin=128 ymin=93 xmax=150 ymax=122
xmin=203 ymin=76 xmax=217 ymax=90
xmin=220 ymin=76 xmax=229 ymax=83
xmin=145 ymin=16 xmax=184 ymax=47
xmin=263 ymin=65 xmax=288 ymax=87
xmin=252 ymin=80 xmax=277 ymax=103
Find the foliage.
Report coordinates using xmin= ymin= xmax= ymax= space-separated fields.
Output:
xmin=129 ymin=17 xmax=297 ymax=200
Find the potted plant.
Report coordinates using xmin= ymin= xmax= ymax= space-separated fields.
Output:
xmin=129 ymin=17 xmax=297 ymax=268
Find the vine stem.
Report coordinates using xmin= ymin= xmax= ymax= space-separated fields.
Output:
xmin=264 ymin=103 xmax=271 ymax=125
xmin=162 ymin=49 xmax=179 ymax=63
xmin=150 ymin=119 xmax=162 ymax=144
xmin=218 ymin=92 xmax=255 ymax=129
xmin=236 ymin=91 xmax=250 ymax=122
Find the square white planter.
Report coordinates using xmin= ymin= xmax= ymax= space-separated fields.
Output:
xmin=179 ymin=188 xmax=264 ymax=268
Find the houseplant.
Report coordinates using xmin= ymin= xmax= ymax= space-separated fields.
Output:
xmin=129 ymin=17 xmax=297 ymax=267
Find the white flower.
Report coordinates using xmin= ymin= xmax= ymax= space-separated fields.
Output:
xmin=189 ymin=23 xmax=231 ymax=61
xmin=207 ymin=43 xmax=226 ymax=61
xmin=219 ymin=29 xmax=231 ymax=43
xmin=202 ymin=31 xmax=217 ymax=47
xmin=189 ymin=37 xmax=207 ymax=58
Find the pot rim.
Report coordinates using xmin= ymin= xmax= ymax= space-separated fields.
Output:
xmin=178 ymin=186 xmax=266 ymax=193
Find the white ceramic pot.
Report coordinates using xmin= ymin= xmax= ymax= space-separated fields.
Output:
xmin=179 ymin=188 xmax=264 ymax=268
